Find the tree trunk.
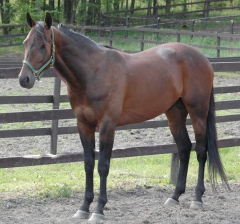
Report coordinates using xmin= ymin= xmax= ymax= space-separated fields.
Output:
xmin=65 ymin=0 xmax=72 ymax=23
xmin=49 ymin=0 xmax=54 ymax=11
xmin=204 ymin=0 xmax=210 ymax=17
xmin=166 ymin=0 xmax=171 ymax=14
xmin=182 ymin=0 xmax=187 ymax=18
xmin=70 ymin=0 xmax=81 ymax=23
xmin=113 ymin=0 xmax=119 ymax=11
xmin=95 ymin=0 xmax=101 ymax=25
xmin=80 ymin=0 xmax=87 ymax=24
xmin=42 ymin=0 xmax=46 ymax=11
xmin=0 ymin=0 xmax=10 ymax=35
xmin=153 ymin=0 xmax=157 ymax=16
xmin=56 ymin=0 xmax=61 ymax=22
xmin=87 ymin=0 xmax=95 ymax=25
xmin=130 ymin=0 xmax=135 ymax=14
xmin=147 ymin=0 xmax=152 ymax=17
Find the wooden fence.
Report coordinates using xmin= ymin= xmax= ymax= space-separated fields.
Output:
xmin=75 ymin=26 xmax=240 ymax=58
xmin=1 ymin=17 xmax=240 ymax=50
xmin=100 ymin=14 xmax=240 ymax=35
xmin=101 ymin=0 xmax=240 ymax=27
xmin=0 ymin=58 xmax=240 ymax=184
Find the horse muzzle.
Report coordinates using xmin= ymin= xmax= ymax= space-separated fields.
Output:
xmin=19 ymin=68 xmax=36 ymax=89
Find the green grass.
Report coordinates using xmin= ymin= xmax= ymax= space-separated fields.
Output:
xmin=0 ymin=147 xmax=239 ymax=198
xmin=0 ymin=44 xmax=24 ymax=56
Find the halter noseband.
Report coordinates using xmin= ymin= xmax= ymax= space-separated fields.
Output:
xmin=23 ymin=27 xmax=55 ymax=81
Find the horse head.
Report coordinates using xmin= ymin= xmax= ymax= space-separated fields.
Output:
xmin=19 ymin=12 xmax=54 ymax=88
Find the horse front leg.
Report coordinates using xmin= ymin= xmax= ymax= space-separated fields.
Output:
xmin=89 ymin=117 xmax=116 ymax=222
xmin=73 ymin=122 xmax=96 ymax=219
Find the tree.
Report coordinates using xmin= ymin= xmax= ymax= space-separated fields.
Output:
xmin=130 ymin=0 xmax=135 ymax=14
xmin=113 ymin=0 xmax=119 ymax=11
xmin=0 ymin=0 xmax=11 ymax=34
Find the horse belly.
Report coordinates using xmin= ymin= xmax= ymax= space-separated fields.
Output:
xmin=117 ymin=83 xmax=180 ymax=126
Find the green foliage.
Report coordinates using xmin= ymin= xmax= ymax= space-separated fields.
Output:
xmin=1 ymin=1 xmax=240 ymax=26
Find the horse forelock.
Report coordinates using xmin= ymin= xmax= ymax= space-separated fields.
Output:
xmin=34 ymin=21 xmax=46 ymax=42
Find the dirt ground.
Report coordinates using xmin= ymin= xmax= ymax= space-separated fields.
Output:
xmin=0 ymin=54 xmax=240 ymax=223
xmin=0 ymin=183 xmax=240 ymax=224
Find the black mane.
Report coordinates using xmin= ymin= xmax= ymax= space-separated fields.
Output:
xmin=57 ymin=24 xmax=119 ymax=50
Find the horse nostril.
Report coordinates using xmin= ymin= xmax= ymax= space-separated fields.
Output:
xmin=24 ymin=76 xmax=30 ymax=85
xmin=19 ymin=75 xmax=30 ymax=88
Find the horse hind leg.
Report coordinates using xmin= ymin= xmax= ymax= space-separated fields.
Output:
xmin=187 ymin=88 xmax=229 ymax=209
xmin=186 ymin=106 xmax=208 ymax=209
xmin=164 ymin=98 xmax=192 ymax=206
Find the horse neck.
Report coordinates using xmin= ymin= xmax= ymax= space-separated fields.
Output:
xmin=53 ymin=28 xmax=101 ymax=90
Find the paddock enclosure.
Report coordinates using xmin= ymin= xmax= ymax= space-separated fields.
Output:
xmin=0 ymin=18 xmax=240 ymax=223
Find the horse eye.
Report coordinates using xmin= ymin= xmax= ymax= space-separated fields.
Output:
xmin=40 ymin=44 xmax=45 ymax=49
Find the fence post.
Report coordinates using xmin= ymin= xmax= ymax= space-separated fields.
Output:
xmin=156 ymin=17 xmax=160 ymax=29
xmin=125 ymin=16 xmax=129 ymax=38
xmin=191 ymin=20 xmax=195 ymax=39
xmin=217 ymin=35 xmax=220 ymax=58
xmin=140 ymin=31 xmax=144 ymax=51
xmin=204 ymin=0 xmax=210 ymax=17
xmin=99 ymin=12 xmax=104 ymax=37
xmin=170 ymin=153 xmax=179 ymax=185
xmin=230 ymin=20 xmax=234 ymax=34
xmin=50 ymin=77 xmax=61 ymax=155
xmin=177 ymin=30 xmax=180 ymax=42
xmin=206 ymin=0 xmax=210 ymax=17
xmin=110 ymin=29 xmax=113 ymax=46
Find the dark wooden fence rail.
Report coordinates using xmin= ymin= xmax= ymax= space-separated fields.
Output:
xmin=0 ymin=58 xmax=240 ymax=186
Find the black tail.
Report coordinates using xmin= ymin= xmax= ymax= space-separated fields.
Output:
xmin=207 ymin=87 xmax=229 ymax=190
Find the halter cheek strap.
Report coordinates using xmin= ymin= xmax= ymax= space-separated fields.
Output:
xmin=22 ymin=27 xmax=55 ymax=81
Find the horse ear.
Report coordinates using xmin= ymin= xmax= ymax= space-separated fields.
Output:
xmin=45 ymin=12 xmax=52 ymax=29
xmin=26 ymin=12 xmax=36 ymax=28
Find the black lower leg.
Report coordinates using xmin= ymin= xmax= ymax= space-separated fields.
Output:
xmin=171 ymin=140 xmax=192 ymax=201
xmin=194 ymin=148 xmax=207 ymax=202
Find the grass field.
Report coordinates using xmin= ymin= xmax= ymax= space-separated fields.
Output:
xmin=0 ymin=146 xmax=239 ymax=199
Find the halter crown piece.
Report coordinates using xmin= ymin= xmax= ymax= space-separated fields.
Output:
xmin=22 ymin=27 xmax=55 ymax=81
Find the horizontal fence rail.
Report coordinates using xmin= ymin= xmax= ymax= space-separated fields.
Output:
xmin=1 ymin=138 xmax=240 ymax=169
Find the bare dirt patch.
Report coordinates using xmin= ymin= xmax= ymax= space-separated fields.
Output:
xmin=1 ymin=183 xmax=240 ymax=224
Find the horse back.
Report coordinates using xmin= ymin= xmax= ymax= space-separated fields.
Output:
xmin=117 ymin=42 xmax=214 ymax=126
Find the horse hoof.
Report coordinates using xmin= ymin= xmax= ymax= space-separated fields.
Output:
xmin=88 ymin=213 xmax=105 ymax=222
xmin=72 ymin=210 xmax=90 ymax=219
xmin=190 ymin=201 xmax=203 ymax=210
xmin=164 ymin=198 xmax=179 ymax=206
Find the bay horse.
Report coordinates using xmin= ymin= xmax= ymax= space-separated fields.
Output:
xmin=19 ymin=13 xmax=229 ymax=222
